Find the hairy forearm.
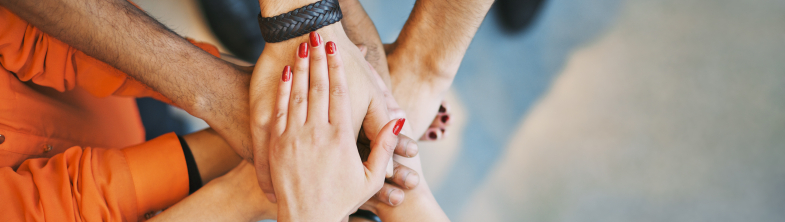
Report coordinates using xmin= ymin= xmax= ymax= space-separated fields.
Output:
xmin=391 ymin=0 xmax=494 ymax=82
xmin=338 ymin=0 xmax=391 ymax=86
xmin=0 ymin=0 xmax=254 ymax=157
xmin=387 ymin=0 xmax=493 ymax=137
xmin=0 ymin=0 xmax=247 ymax=115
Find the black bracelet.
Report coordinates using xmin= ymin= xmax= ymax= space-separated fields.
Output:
xmin=257 ymin=0 xmax=343 ymax=43
xmin=177 ymin=135 xmax=202 ymax=194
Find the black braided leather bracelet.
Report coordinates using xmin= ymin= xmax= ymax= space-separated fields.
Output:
xmin=257 ymin=0 xmax=343 ymax=43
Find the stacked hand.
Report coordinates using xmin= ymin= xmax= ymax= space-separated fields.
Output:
xmin=266 ymin=37 xmax=404 ymax=221
xmin=250 ymin=24 xmax=396 ymax=203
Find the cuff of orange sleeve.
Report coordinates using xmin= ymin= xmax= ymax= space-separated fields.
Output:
xmin=122 ymin=132 xmax=189 ymax=217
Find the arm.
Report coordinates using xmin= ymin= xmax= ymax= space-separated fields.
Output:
xmin=0 ymin=0 xmax=254 ymax=159
xmin=0 ymin=0 xmax=391 ymax=201
xmin=338 ymin=0 xmax=392 ymax=85
xmin=387 ymin=0 xmax=495 ymax=137
xmin=359 ymin=65 xmax=450 ymax=222
xmin=148 ymin=161 xmax=278 ymax=222
xmin=0 ymin=134 xmax=190 ymax=222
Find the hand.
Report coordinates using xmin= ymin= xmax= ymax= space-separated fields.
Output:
xmin=356 ymin=57 xmax=449 ymax=222
xmin=354 ymin=61 xmax=425 ymax=207
xmin=357 ymin=44 xmax=451 ymax=142
xmin=267 ymin=39 xmax=404 ymax=221
xmin=148 ymin=161 xmax=277 ymax=222
xmin=250 ymin=25 xmax=392 ymax=203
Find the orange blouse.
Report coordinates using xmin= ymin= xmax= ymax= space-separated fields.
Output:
xmin=0 ymin=4 xmax=220 ymax=222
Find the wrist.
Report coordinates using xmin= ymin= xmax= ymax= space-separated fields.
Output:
xmin=259 ymin=0 xmax=321 ymax=17
xmin=278 ymin=201 xmax=345 ymax=222
xmin=375 ymin=185 xmax=447 ymax=221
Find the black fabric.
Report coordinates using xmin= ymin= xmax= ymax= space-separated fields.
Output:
xmin=350 ymin=209 xmax=381 ymax=222
xmin=257 ymin=0 xmax=343 ymax=43
xmin=198 ymin=0 xmax=265 ymax=62
xmin=136 ymin=98 xmax=187 ymax=140
xmin=178 ymin=135 xmax=203 ymax=194
xmin=495 ymin=0 xmax=547 ymax=34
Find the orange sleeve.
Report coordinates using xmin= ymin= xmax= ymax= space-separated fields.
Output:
xmin=0 ymin=6 xmax=221 ymax=105
xmin=0 ymin=133 xmax=190 ymax=222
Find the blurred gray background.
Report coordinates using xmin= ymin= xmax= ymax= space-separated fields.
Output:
xmin=135 ymin=0 xmax=785 ymax=221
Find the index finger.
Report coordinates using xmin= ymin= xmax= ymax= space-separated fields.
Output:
xmin=326 ymin=41 xmax=351 ymax=127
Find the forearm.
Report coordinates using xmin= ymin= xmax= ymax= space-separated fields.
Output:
xmin=149 ymin=162 xmax=276 ymax=222
xmin=182 ymin=129 xmax=243 ymax=184
xmin=376 ymin=188 xmax=449 ymax=222
xmin=387 ymin=0 xmax=493 ymax=137
xmin=339 ymin=0 xmax=391 ymax=86
xmin=391 ymin=0 xmax=494 ymax=81
xmin=371 ymin=156 xmax=449 ymax=222
xmin=0 ymin=0 xmax=253 ymax=157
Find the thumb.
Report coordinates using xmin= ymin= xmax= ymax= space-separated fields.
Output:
xmin=365 ymin=118 xmax=405 ymax=179
xmin=362 ymin=94 xmax=394 ymax=176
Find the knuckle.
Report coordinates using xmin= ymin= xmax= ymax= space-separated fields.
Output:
xmin=278 ymin=89 xmax=290 ymax=98
xmin=251 ymin=113 xmax=271 ymax=130
xmin=294 ymin=65 xmax=308 ymax=73
xmin=328 ymin=59 xmax=343 ymax=69
xmin=330 ymin=85 xmax=348 ymax=97
xmin=380 ymin=137 xmax=397 ymax=153
xmin=274 ymin=108 xmax=286 ymax=119
xmin=311 ymin=83 xmax=329 ymax=94
xmin=389 ymin=108 xmax=405 ymax=119
xmin=372 ymin=180 xmax=385 ymax=192
xmin=291 ymin=91 xmax=306 ymax=104
xmin=311 ymin=53 xmax=326 ymax=61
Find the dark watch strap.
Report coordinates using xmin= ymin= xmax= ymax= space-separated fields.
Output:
xmin=257 ymin=0 xmax=343 ymax=43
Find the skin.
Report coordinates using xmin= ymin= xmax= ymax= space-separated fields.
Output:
xmin=158 ymin=0 xmax=496 ymax=220
xmin=0 ymin=0 xmax=254 ymax=155
xmin=0 ymin=0 xmax=493 ymax=220
xmin=250 ymin=0 xmax=398 ymax=202
xmin=269 ymin=40 xmax=400 ymax=221
xmin=386 ymin=0 xmax=496 ymax=138
xmin=0 ymin=0 xmax=399 ymax=204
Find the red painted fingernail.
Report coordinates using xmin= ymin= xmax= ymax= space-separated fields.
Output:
xmin=298 ymin=42 xmax=309 ymax=58
xmin=428 ymin=131 xmax=437 ymax=139
xmin=282 ymin=65 xmax=291 ymax=82
xmin=439 ymin=105 xmax=446 ymax=113
xmin=326 ymin=41 xmax=336 ymax=54
xmin=441 ymin=115 xmax=450 ymax=123
xmin=393 ymin=118 xmax=406 ymax=135
xmin=309 ymin=32 xmax=321 ymax=47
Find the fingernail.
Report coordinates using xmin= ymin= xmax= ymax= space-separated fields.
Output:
xmin=428 ymin=131 xmax=437 ymax=140
xmin=309 ymin=32 xmax=321 ymax=47
xmin=439 ymin=105 xmax=446 ymax=113
xmin=298 ymin=42 xmax=309 ymax=58
xmin=389 ymin=189 xmax=404 ymax=206
xmin=265 ymin=193 xmax=277 ymax=203
xmin=441 ymin=115 xmax=450 ymax=123
xmin=282 ymin=65 xmax=291 ymax=82
xmin=405 ymin=141 xmax=418 ymax=157
xmin=393 ymin=118 xmax=405 ymax=135
xmin=326 ymin=41 xmax=336 ymax=54
xmin=404 ymin=172 xmax=420 ymax=189
xmin=401 ymin=171 xmax=411 ymax=189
